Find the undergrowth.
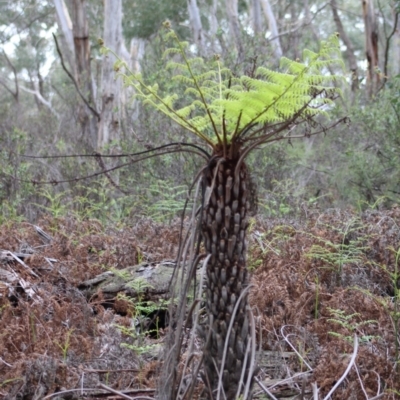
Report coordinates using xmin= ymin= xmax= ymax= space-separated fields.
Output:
xmin=1 ymin=207 xmax=400 ymax=398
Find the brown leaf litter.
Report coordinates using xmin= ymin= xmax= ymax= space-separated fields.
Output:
xmin=0 ymin=209 xmax=399 ymax=399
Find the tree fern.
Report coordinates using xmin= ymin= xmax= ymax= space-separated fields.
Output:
xmin=104 ymin=25 xmax=345 ymax=400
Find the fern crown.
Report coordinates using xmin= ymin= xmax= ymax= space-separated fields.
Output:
xmin=110 ymin=27 xmax=344 ymax=151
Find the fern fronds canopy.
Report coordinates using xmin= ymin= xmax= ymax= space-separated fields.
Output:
xmin=116 ymin=28 xmax=343 ymax=151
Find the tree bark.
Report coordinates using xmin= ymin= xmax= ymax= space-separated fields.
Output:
xmin=259 ymin=0 xmax=283 ymax=60
xmin=208 ymin=0 xmax=227 ymax=55
xmin=53 ymin=0 xmax=75 ymax=72
xmin=330 ymin=0 xmax=359 ymax=92
xmin=200 ymin=153 xmax=253 ymax=399
xmin=98 ymin=0 xmax=129 ymax=149
xmin=209 ymin=0 xmax=219 ymax=41
xmin=54 ymin=0 xmax=98 ymax=149
xmin=225 ymin=0 xmax=244 ymax=62
xmin=72 ymin=0 xmax=98 ymax=149
xmin=394 ymin=13 xmax=400 ymax=76
xmin=187 ymin=0 xmax=205 ymax=56
xmin=362 ymin=0 xmax=379 ymax=95
xmin=250 ymin=0 xmax=263 ymax=35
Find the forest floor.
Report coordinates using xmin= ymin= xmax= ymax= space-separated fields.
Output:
xmin=0 ymin=207 xmax=399 ymax=399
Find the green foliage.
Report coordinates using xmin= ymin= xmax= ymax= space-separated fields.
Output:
xmin=114 ymin=278 xmax=166 ymax=356
xmin=1 ymin=0 xmax=398 ymax=222
xmin=55 ymin=328 xmax=74 ymax=362
xmin=35 ymin=189 xmax=71 ymax=218
xmin=0 ymin=0 xmax=54 ymax=70
xmin=122 ymin=0 xmax=188 ymax=40
xmin=353 ymin=246 xmax=400 ymax=369
xmin=347 ymin=75 xmax=400 ymax=205
xmin=113 ymin=27 xmax=343 ymax=149
xmin=305 ymin=219 xmax=366 ymax=287
xmin=327 ymin=307 xmax=379 ymax=344
xmin=0 ymin=127 xmax=35 ymax=223
xmin=141 ymin=180 xmax=190 ymax=223
xmin=113 ymin=269 xmax=193 ymax=360
xmin=258 ymin=179 xmax=320 ymax=218
xmin=290 ymin=74 xmax=400 ymax=209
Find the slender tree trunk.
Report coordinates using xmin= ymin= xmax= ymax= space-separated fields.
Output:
xmin=201 ymin=152 xmax=253 ymax=399
xmin=53 ymin=0 xmax=75 ymax=72
xmin=362 ymin=0 xmax=379 ymax=96
xmin=250 ymin=0 xmax=263 ymax=35
xmin=259 ymin=0 xmax=283 ymax=60
xmin=209 ymin=0 xmax=219 ymax=50
xmin=208 ymin=0 xmax=226 ymax=55
xmin=187 ymin=0 xmax=205 ymax=56
xmin=54 ymin=0 xmax=98 ymax=149
xmin=330 ymin=0 xmax=359 ymax=92
xmin=394 ymin=13 xmax=400 ymax=76
xmin=71 ymin=0 xmax=98 ymax=149
xmin=98 ymin=0 xmax=129 ymax=149
xmin=289 ymin=1 xmax=300 ymax=60
xmin=225 ymin=0 xmax=244 ymax=62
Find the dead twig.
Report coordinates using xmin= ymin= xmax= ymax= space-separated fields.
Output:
xmin=98 ymin=383 xmax=155 ymax=399
xmin=5 ymin=251 xmax=39 ymax=278
xmin=43 ymin=388 xmax=106 ymax=399
xmin=322 ymin=335 xmax=359 ymax=400
xmin=254 ymin=376 xmax=279 ymax=400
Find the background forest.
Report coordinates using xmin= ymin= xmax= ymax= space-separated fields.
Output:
xmin=1 ymin=1 xmax=400 ymax=400
xmin=1 ymin=0 xmax=399 ymax=224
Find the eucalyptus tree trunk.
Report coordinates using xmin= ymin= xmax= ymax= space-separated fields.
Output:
xmin=187 ymin=0 xmax=205 ymax=56
xmin=71 ymin=0 xmax=98 ymax=148
xmin=98 ymin=0 xmax=130 ymax=149
xmin=394 ymin=14 xmax=400 ymax=76
xmin=54 ymin=0 xmax=98 ymax=149
xmin=259 ymin=0 xmax=282 ymax=60
xmin=209 ymin=0 xmax=218 ymax=41
xmin=201 ymin=150 xmax=252 ymax=399
xmin=209 ymin=0 xmax=226 ymax=55
xmin=225 ymin=0 xmax=244 ymax=62
xmin=250 ymin=0 xmax=263 ymax=35
xmin=362 ymin=0 xmax=379 ymax=96
xmin=53 ymin=0 xmax=75 ymax=72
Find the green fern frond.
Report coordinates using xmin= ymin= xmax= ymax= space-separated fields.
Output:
xmin=114 ymin=27 xmax=344 ymax=149
xmin=166 ymin=61 xmax=189 ymax=72
xmin=162 ymin=47 xmax=184 ymax=57
xmin=175 ymin=104 xmax=196 ymax=118
xmin=172 ymin=74 xmax=195 ymax=86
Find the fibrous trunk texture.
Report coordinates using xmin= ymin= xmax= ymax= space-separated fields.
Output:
xmin=200 ymin=156 xmax=252 ymax=399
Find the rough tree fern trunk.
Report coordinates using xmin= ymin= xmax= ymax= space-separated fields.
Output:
xmin=201 ymin=152 xmax=252 ymax=399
